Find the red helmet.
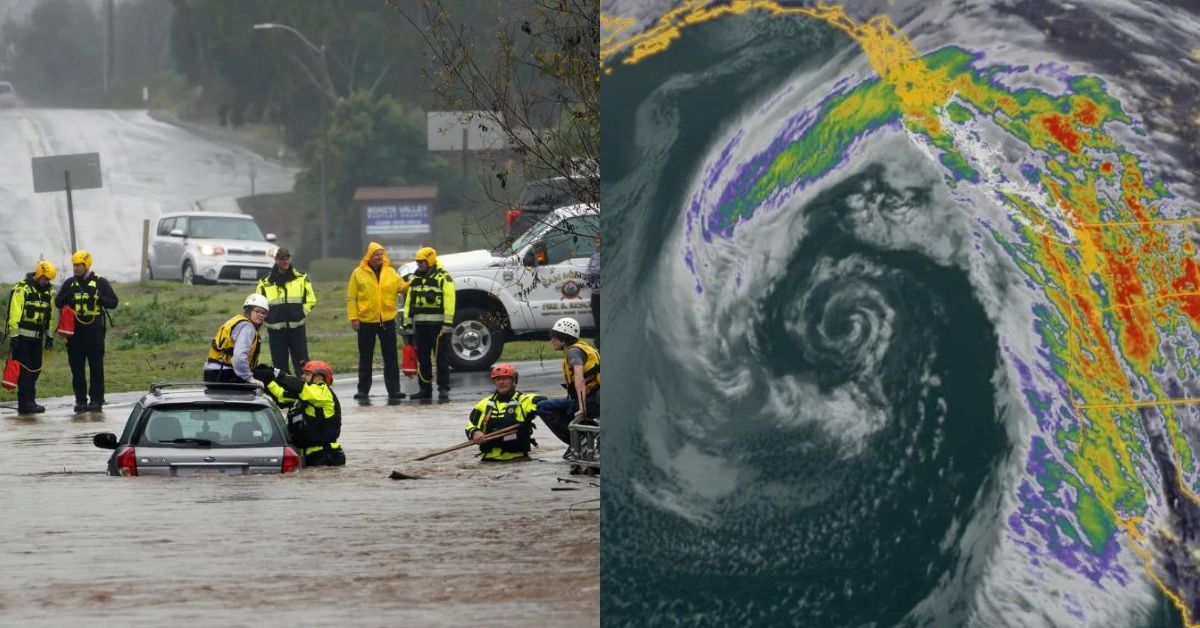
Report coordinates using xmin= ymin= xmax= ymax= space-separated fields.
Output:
xmin=302 ymin=360 xmax=333 ymax=384
xmin=490 ymin=363 xmax=517 ymax=380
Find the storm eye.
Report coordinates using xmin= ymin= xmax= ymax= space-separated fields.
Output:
xmin=764 ymin=254 xmax=901 ymax=391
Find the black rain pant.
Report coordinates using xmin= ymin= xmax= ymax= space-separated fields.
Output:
xmin=67 ymin=325 xmax=106 ymax=405
xmin=267 ymin=327 xmax=309 ymax=375
xmin=413 ymin=323 xmax=450 ymax=393
xmin=12 ymin=337 xmax=43 ymax=411
xmin=356 ymin=320 xmax=400 ymax=396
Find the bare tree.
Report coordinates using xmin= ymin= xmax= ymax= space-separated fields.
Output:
xmin=389 ymin=0 xmax=599 ymax=234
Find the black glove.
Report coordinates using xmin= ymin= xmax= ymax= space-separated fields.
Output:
xmin=252 ymin=364 xmax=277 ymax=386
xmin=44 ymin=336 xmax=53 ymax=350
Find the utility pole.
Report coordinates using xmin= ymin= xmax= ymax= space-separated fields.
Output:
xmin=321 ymin=87 xmax=330 ymax=258
xmin=461 ymin=128 xmax=469 ymax=251
xmin=253 ymin=22 xmax=333 ymax=259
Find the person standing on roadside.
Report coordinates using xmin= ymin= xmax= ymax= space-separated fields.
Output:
xmin=346 ymin=242 xmax=409 ymax=403
xmin=54 ymin=250 xmax=119 ymax=413
xmin=256 ymin=248 xmax=316 ymax=375
xmin=402 ymin=247 xmax=455 ymax=402
xmin=5 ymin=260 xmax=56 ymax=415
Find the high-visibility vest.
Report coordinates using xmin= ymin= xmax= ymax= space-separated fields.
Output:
xmin=291 ymin=382 xmax=342 ymax=457
xmin=466 ymin=391 xmax=539 ymax=460
xmin=6 ymin=278 xmax=52 ymax=340
xmin=63 ymin=275 xmax=105 ymax=324
xmin=207 ymin=315 xmax=260 ymax=369
xmin=257 ymin=271 xmax=315 ymax=330
xmin=404 ymin=267 xmax=455 ymax=325
xmin=561 ymin=340 xmax=600 ymax=398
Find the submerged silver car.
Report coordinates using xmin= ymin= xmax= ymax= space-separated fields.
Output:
xmin=93 ymin=383 xmax=301 ymax=476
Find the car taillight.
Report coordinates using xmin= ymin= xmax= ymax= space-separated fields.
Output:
xmin=281 ymin=446 xmax=301 ymax=474
xmin=506 ymin=208 xmax=521 ymax=228
xmin=116 ymin=447 xmax=138 ymax=477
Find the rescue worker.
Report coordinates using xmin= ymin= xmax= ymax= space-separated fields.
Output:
xmin=54 ymin=250 xmax=119 ymax=413
xmin=346 ymin=242 xmax=408 ymax=403
xmin=536 ymin=317 xmax=600 ymax=450
xmin=204 ymin=294 xmax=269 ymax=385
xmin=258 ymin=360 xmax=345 ymax=466
xmin=256 ymin=248 xmax=316 ymax=374
xmin=402 ymin=246 xmax=455 ymax=402
xmin=465 ymin=363 xmax=544 ymax=462
xmin=5 ymin=261 xmax=56 ymax=414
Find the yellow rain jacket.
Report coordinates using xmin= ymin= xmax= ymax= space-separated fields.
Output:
xmin=345 ymin=242 xmax=409 ymax=323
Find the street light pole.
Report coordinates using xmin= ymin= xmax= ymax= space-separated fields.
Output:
xmin=320 ymin=75 xmax=330 ymax=258
xmin=254 ymin=22 xmax=332 ymax=259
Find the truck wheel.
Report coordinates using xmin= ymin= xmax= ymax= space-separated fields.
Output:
xmin=446 ymin=307 xmax=504 ymax=371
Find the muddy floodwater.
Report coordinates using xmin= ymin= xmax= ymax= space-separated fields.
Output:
xmin=0 ymin=365 xmax=598 ymax=626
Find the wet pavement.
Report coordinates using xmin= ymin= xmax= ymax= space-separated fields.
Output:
xmin=0 ymin=361 xmax=598 ymax=627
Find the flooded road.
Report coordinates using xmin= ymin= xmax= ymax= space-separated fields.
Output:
xmin=0 ymin=361 xmax=598 ymax=627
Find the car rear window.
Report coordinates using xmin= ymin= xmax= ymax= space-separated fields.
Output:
xmin=138 ymin=405 xmax=283 ymax=447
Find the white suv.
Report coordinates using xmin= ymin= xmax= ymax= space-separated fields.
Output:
xmin=147 ymin=212 xmax=278 ymax=285
xmin=400 ymin=203 xmax=598 ymax=371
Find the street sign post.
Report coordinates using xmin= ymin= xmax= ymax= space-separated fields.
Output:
xmin=427 ymin=111 xmax=506 ymax=251
xmin=31 ymin=152 xmax=103 ymax=253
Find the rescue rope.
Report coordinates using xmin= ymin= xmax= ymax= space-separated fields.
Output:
xmin=415 ymin=328 xmax=446 ymax=385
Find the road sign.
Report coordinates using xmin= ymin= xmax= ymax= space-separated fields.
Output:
xmin=31 ymin=152 xmax=104 ymax=252
xmin=32 ymin=152 xmax=102 ymax=193
xmin=426 ymin=111 xmax=507 ymax=151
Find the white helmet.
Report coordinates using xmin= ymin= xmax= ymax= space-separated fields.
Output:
xmin=243 ymin=293 xmax=269 ymax=311
xmin=551 ymin=317 xmax=580 ymax=339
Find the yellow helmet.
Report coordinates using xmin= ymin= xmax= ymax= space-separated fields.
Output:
xmin=415 ymin=246 xmax=437 ymax=266
xmin=33 ymin=260 xmax=56 ymax=281
xmin=71 ymin=250 xmax=93 ymax=270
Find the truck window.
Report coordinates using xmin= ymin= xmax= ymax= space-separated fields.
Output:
xmin=542 ymin=216 xmax=597 ymax=265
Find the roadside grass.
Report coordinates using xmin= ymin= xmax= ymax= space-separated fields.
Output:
xmin=1 ymin=280 xmax=552 ymax=401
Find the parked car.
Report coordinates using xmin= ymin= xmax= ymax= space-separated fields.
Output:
xmin=147 ymin=212 xmax=278 ymax=285
xmin=0 ymin=81 xmax=19 ymax=108
xmin=93 ymin=382 xmax=301 ymax=476
xmin=400 ymin=203 xmax=598 ymax=371
xmin=505 ymin=175 xmax=597 ymax=241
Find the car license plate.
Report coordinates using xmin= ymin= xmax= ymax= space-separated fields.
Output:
xmin=240 ymin=269 xmax=257 ymax=280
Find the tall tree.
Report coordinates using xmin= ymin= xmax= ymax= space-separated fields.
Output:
xmin=9 ymin=0 xmax=103 ymax=104
xmin=390 ymin=0 xmax=600 ymax=220
xmin=167 ymin=0 xmax=492 ymax=142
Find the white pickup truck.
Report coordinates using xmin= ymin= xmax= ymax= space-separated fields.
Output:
xmin=399 ymin=203 xmax=598 ymax=371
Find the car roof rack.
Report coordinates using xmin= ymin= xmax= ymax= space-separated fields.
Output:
xmin=149 ymin=381 xmax=261 ymax=397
